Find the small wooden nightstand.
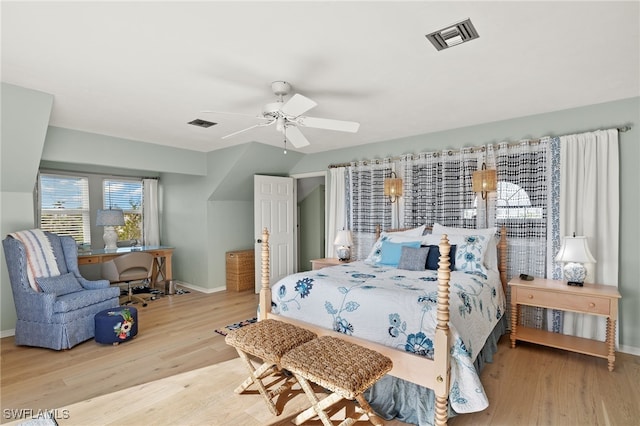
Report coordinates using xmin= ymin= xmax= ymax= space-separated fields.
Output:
xmin=310 ymin=258 xmax=351 ymax=270
xmin=508 ymin=276 xmax=621 ymax=371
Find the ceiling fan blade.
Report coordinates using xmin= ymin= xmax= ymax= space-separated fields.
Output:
xmin=201 ymin=110 xmax=270 ymax=120
xmin=222 ymin=120 xmax=275 ymax=139
xmin=285 ymin=125 xmax=310 ymax=148
xmin=296 ymin=116 xmax=360 ymax=133
xmin=281 ymin=94 xmax=317 ymax=117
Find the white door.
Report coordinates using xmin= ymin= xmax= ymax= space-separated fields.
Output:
xmin=254 ymin=175 xmax=296 ymax=293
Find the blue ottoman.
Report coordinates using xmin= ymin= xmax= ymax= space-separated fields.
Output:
xmin=95 ymin=306 xmax=138 ymax=345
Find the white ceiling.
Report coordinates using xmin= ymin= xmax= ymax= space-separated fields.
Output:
xmin=2 ymin=1 xmax=639 ymax=154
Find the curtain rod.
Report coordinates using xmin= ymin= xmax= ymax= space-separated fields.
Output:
xmin=328 ymin=125 xmax=631 ymax=169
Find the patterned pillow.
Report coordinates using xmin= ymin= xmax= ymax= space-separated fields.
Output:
xmin=454 ymin=235 xmax=488 ymax=275
xmin=431 ymin=223 xmax=498 ymax=270
xmin=365 ymin=233 xmax=423 ymax=265
xmin=379 ymin=240 xmax=422 ymax=266
xmin=36 ymin=272 xmax=83 ymax=296
xmin=425 ymin=245 xmax=457 ymax=270
xmin=397 ymin=245 xmax=429 ymax=271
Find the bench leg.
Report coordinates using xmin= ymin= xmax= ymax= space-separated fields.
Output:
xmin=292 ymin=373 xmax=339 ymax=426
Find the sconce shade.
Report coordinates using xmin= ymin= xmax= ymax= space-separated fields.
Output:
xmin=96 ymin=209 xmax=125 ymax=226
xmin=383 ymin=178 xmax=403 ymax=197
xmin=472 ymin=169 xmax=497 ymax=193
xmin=384 ymin=172 xmax=403 ymax=205
xmin=555 ymin=236 xmax=596 ymax=264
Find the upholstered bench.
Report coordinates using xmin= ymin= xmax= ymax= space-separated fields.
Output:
xmin=280 ymin=336 xmax=393 ymax=426
xmin=94 ymin=306 xmax=138 ymax=345
xmin=224 ymin=319 xmax=317 ymax=416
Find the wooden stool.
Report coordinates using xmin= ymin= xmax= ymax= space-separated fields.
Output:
xmin=280 ymin=336 xmax=393 ymax=426
xmin=224 ymin=319 xmax=317 ymax=415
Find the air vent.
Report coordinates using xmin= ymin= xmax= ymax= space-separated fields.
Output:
xmin=425 ymin=18 xmax=479 ymax=51
xmin=188 ymin=119 xmax=217 ymax=128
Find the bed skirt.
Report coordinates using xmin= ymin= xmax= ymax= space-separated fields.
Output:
xmin=364 ymin=315 xmax=508 ymax=426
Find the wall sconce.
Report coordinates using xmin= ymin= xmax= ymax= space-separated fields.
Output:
xmin=333 ymin=229 xmax=353 ymax=262
xmin=96 ymin=209 xmax=125 ymax=250
xmin=472 ymin=163 xmax=497 ymax=199
xmin=472 ymin=163 xmax=497 ymax=227
xmin=384 ymin=172 xmax=403 ymax=203
xmin=555 ymin=234 xmax=596 ymax=286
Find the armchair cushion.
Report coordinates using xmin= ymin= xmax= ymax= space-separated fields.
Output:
xmin=36 ymin=273 xmax=84 ymax=296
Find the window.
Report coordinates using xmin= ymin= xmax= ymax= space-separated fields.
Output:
xmin=38 ymin=173 xmax=91 ymax=244
xmin=103 ymin=179 xmax=143 ymax=242
xmin=463 ymin=181 xmax=543 ymax=220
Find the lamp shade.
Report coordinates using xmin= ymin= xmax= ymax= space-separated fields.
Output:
xmin=472 ymin=169 xmax=497 ymax=193
xmin=96 ymin=209 xmax=125 ymax=226
xmin=383 ymin=178 xmax=403 ymax=197
xmin=333 ymin=230 xmax=353 ymax=247
xmin=555 ymin=236 xmax=596 ymax=263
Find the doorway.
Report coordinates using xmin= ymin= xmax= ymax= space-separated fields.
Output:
xmin=294 ymin=172 xmax=327 ymax=272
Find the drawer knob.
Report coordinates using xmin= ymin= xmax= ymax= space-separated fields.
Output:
xmin=528 ymin=294 xmax=534 ymax=299
xmin=589 ymin=302 xmax=596 ymax=308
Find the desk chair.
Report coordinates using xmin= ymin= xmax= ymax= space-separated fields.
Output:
xmin=102 ymin=252 xmax=154 ymax=307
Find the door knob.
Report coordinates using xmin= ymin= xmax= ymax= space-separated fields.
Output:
xmin=257 ymin=239 xmax=262 ymax=243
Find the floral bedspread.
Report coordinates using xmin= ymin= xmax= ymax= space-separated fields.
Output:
xmin=271 ymin=261 xmax=505 ymax=413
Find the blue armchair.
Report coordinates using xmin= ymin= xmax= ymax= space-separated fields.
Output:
xmin=2 ymin=231 xmax=120 ymax=350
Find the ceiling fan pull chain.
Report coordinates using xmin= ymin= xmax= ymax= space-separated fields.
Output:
xmin=283 ymin=127 xmax=287 ymax=154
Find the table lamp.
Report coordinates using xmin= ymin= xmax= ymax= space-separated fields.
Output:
xmin=334 ymin=230 xmax=353 ymax=262
xmin=96 ymin=209 xmax=125 ymax=250
xmin=555 ymin=234 xmax=596 ymax=286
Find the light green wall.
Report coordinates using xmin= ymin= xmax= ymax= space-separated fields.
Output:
xmin=1 ymin=84 xmax=53 ymax=331
xmin=299 ymin=185 xmax=325 ymax=272
xmin=293 ymin=97 xmax=640 ymax=352
xmin=1 ymin=81 xmax=638 ymax=352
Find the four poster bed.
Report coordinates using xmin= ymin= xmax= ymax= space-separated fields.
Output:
xmin=258 ymin=225 xmax=508 ymax=426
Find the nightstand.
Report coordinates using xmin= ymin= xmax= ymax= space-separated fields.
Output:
xmin=310 ymin=258 xmax=351 ymax=270
xmin=508 ymin=276 xmax=621 ymax=371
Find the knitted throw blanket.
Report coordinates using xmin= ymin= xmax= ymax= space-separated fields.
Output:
xmin=9 ymin=229 xmax=60 ymax=291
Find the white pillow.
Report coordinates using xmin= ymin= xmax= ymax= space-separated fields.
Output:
xmin=430 ymin=223 xmax=499 ymax=271
xmin=365 ymin=232 xmax=424 ymax=265
xmin=391 ymin=224 xmax=426 ymax=237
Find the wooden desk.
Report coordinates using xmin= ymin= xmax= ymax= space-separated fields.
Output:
xmin=78 ymin=246 xmax=174 ymax=287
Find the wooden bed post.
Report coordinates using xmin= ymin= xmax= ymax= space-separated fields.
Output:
xmin=259 ymin=228 xmax=270 ymax=322
xmin=434 ymin=233 xmax=451 ymax=426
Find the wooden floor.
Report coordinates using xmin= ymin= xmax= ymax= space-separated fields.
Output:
xmin=1 ymin=289 xmax=639 ymax=425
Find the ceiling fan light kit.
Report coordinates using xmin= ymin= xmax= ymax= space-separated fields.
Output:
xmin=203 ymin=80 xmax=360 ymax=150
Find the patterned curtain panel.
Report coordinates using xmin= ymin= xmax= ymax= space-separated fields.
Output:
xmin=347 ymin=159 xmax=393 ymax=260
xmin=490 ymin=140 xmax=551 ymax=329
xmin=402 ymin=148 xmax=480 ymax=228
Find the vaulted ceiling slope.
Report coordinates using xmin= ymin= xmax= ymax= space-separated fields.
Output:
xmin=2 ymin=1 xmax=638 ymax=154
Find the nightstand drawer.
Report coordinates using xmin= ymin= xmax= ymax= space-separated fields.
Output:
xmin=515 ymin=288 xmax=611 ymax=315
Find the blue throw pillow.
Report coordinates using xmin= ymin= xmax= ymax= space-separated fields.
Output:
xmin=425 ymin=245 xmax=457 ymax=270
xmin=379 ymin=240 xmax=422 ymax=266
xmin=36 ymin=272 xmax=83 ymax=296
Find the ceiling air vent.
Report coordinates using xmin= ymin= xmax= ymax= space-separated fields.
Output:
xmin=425 ymin=18 xmax=479 ymax=51
xmin=188 ymin=118 xmax=217 ymax=128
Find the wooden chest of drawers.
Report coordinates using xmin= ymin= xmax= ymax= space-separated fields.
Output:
xmin=226 ymin=249 xmax=255 ymax=292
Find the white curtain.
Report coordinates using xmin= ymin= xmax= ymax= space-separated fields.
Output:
xmin=327 ymin=167 xmax=347 ymax=258
xmin=143 ymin=178 xmax=160 ymax=246
xmin=559 ymin=129 xmax=619 ymax=340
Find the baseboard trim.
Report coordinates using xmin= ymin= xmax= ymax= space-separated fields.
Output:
xmin=1 ymin=328 xmax=15 ymax=338
xmin=174 ymin=281 xmax=225 ymax=294
xmin=619 ymin=344 xmax=640 ymax=356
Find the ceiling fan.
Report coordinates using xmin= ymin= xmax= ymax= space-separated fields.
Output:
xmin=202 ymin=81 xmax=360 ymax=148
